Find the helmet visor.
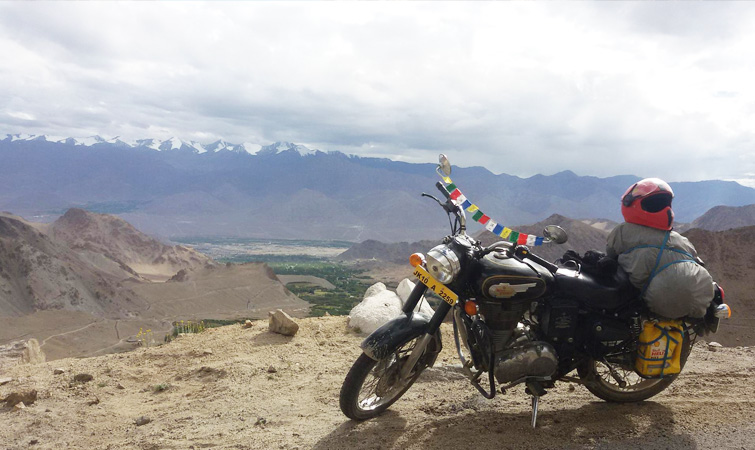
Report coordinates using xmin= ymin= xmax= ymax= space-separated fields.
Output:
xmin=622 ymin=178 xmax=673 ymax=207
xmin=641 ymin=192 xmax=673 ymax=213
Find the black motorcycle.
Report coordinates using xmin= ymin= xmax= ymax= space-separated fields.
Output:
xmin=339 ymin=154 xmax=730 ymax=427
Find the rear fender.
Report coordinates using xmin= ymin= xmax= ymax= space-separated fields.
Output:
xmin=360 ymin=312 xmax=442 ymax=363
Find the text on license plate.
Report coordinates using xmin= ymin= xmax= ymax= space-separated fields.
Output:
xmin=413 ymin=266 xmax=458 ymax=306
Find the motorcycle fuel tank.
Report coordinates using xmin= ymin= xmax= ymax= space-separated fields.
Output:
xmin=476 ymin=252 xmax=547 ymax=301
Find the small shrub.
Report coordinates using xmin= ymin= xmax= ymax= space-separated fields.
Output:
xmin=152 ymin=383 xmax=170 ymax=392
xmin=136 ymin=328 xmax=155 ymax=347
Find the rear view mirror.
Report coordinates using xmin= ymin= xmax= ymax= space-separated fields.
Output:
xmin=438 ymin=154 xmax=452 ymax=177
xmin=543 ymin=225 xmax=568 ymax=244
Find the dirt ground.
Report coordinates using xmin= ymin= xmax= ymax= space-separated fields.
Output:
xmin=1 ymin=316 xmax=754 ymax=450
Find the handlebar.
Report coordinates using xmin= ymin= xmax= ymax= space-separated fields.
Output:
xmin=435 ymin=182 xmax=451 ymax=200
xmin=514 ymin=245 xmax=559 ymax=273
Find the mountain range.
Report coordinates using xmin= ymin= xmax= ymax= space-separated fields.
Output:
xmin=3 ymin=133 xmax=755 ymax=242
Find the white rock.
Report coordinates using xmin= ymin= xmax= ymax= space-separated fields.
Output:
xmin=708 ymin=341 xmax=723 ymax=351
xmin=363 ymin=282 xmax=387 ymax=299
xmin=348 ymin=281 xmax=435 ymax=335
xmin=348 ymin=285 xmax=403 ymax=335
xmin=0 ymin=377 xmax=12 ymax=386
xmin=396 ymin=279 xmax=416 ymax=303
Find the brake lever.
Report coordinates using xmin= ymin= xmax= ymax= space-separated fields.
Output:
xmin=422 ymin=192 xmax=456 ymax=214
xmin=421 ymin=193 xmax=445 ymax=208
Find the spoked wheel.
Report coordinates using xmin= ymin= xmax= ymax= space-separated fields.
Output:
xmin=578 ymin=332 xmax=692 ymax=403
xmin=340 ymin=336 xmax=430 ymax=420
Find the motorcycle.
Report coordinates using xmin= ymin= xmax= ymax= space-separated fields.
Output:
xmin=339 ymin=154 xmax=731 ymax=427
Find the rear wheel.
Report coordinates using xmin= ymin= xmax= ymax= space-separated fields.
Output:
xmin=578 ymin=332 xmax=692 ymax=403
xmin=339 ymin=335 xmax=430 ymax=420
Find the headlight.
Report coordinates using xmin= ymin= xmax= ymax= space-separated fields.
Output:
xmin=425 ymin=244 xmax=461 ymax=284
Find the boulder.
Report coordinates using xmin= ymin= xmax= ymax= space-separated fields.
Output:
xmin=348 ymin=283 xmax=404 ymax=335
xmin=3 ymin=390 xmax=37 ymax=407
xmin=348 ymin=280 xmax=436 ymax=335
xmin=363 ymin=282 xmax=387 ymax=299
xmin=268 ymin=310 xmax=299 ymax=336
xmin=73 ymin=373 xmax=94 ymax=383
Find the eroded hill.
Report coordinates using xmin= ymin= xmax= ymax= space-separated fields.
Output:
xmin=0 ymin=210 xmax=308 ymax=363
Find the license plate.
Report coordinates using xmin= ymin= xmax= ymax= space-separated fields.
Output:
xmin=413 ymin=265 xmax=458 ymax=306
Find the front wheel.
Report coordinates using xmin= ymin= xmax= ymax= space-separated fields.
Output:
xmin=578 ymin=332 xmax=692 ymax=403
xmin=339 ymin=335 xmax=431 ymax=420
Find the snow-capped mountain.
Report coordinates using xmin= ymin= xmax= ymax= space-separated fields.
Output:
xmin=1 ymin=134 xmax=311 ymax=156
xmin=3 ymin=132 xmax=755 ymax=243
xmin=257 ymin=141 xmax=318 ymax=156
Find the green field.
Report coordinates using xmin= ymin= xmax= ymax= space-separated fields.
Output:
xmin=268 ymin=261 xmax=368 ymax=317
xmin=176 ymin=238 xmax=368 ymax=317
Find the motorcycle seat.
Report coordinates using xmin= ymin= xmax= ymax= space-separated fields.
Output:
xmin=554 ymin=265 xmax=638 ymax=310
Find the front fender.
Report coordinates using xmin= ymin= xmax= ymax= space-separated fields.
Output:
xmin=360 ymin=311 xmax=441 ymax=361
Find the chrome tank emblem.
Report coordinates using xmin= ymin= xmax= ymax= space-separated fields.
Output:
xmin=488 ymin=282 xmax=538 ymax=299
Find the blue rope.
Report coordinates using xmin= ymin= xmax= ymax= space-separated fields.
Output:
xmin=642 ymin=231 xmax=671 ymax=296
xmin=623 ymin=244 xmax=694 ymax=260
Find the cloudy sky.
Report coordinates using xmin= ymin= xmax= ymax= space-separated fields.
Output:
xmin=2 ymin=2 xmax=755 ymax=185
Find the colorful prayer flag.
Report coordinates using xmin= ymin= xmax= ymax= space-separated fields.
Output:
xmin=437 ymin=175 xmax=548 ymax=247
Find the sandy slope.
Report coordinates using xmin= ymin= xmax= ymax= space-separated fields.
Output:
xmin=1 ymin=316 xmax=753 ymax=450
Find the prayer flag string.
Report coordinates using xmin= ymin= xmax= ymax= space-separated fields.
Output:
xmin=440 ymin=175 xmax=546 ymax=246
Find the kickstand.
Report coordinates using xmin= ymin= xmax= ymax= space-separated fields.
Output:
xmin=525 ymin=381 xmax=547 ymax=429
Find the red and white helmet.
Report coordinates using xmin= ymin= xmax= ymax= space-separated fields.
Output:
xmin=621 ymin=178 xmax=674 ymax=230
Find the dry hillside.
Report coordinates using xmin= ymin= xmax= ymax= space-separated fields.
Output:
xmin=50 ymin=208 xmax=212 ymax=282
xmin=1 ymin=316 xmax=754 ymax=450
xmin=0 ymin=210 xmax=308 ymax=363
xmin=477 ymin=213 xmax=612 ymax=263
xmin=682 ymin=226 xmax=755 ymax=346
xmin=681 ymin=204 xmax=755 ymax=232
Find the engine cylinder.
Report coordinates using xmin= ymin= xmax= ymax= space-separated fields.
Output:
xmin=494 ymin=341 xmax=558 ymax=384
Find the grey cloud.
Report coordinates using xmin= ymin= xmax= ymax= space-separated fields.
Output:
xmin=1 ymin=2 xmax=755 ymax=186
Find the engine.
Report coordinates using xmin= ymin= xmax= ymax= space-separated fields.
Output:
xmin=494 ymin=340 xmax=558 ymax=384
xmin=465 ymin=251 xmax=558 ymax=384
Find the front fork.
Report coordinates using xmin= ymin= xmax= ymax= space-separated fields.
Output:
xmin=399 ymin=283 xmax=453 ymax=379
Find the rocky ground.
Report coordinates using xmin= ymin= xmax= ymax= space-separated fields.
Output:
xmin=1 ymin=316 xmax=754 ymax=450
